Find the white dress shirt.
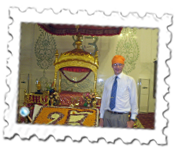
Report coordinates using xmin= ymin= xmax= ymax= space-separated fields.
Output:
xmin=100 ymin=72 xmax=138 ymax=120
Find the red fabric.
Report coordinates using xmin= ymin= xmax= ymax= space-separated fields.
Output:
xmin=60 ymin=68 xmax=91 ymax=83
xmin=62 ymin=67 xmax=90 ymax=72
xmin=38 ymin=24 xmax=122 ymax=36
xmin=59 ymin=91 xmax=90 ymax=107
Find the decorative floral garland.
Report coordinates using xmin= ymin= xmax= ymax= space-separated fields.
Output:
xmin=33 ymin=106 xmax=99 ymax=127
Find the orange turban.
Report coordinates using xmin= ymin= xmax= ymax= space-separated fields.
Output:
xmin=112 ymin=55 xmax=125 ymax=65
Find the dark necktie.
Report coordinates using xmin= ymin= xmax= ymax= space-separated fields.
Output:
xmin=109 ymin=76 xmax=118 ymax=110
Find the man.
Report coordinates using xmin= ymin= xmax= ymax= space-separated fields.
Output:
xmin=99 ymin=55 xmax=138 ymax=128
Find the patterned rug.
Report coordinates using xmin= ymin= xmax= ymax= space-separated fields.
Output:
xmin=32 ymin=105 xmax=99 ymax=127
xmin=129 ymin=113 xmax=155 ymax=129
xmin=137 ymin=113 xmax=155 ymax=129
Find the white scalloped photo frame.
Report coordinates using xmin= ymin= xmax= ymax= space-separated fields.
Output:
xmin=4 ymin=8 xmax=172 ymax=144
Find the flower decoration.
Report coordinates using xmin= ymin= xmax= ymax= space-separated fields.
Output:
xmin=83 ymin=92 xmax=98 ymax=108
xmin=33 ymin=107 xmax=99 ymax=126
xmin=53 ymin=92 xmax=59 ymax=100
xmin=49 ymin=91 xmax=60 ymax=106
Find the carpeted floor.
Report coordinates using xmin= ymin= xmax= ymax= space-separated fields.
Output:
xmin=136 ymin=113 xmax=155 ymax=129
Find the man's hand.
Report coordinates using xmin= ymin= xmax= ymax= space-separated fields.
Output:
xmin=99 ymin=118 xmax=104 ymax=127
xmin=127 ymin=120 xmax=135 ymax=128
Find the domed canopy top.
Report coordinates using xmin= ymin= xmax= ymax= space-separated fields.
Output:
xmin=54 ymin=48 xmax=98 ymax=67
xmin=54 ymin=33 xmax=99 ymax=69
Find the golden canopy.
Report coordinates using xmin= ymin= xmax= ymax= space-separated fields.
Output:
xmin=53 ymin=33 xmax=99 ymax=93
